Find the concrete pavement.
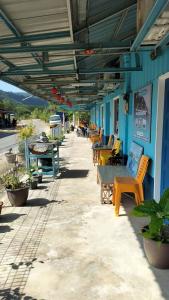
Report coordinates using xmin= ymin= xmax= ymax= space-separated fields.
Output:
xmin=0 ymin=133 xmax=169 ymax=299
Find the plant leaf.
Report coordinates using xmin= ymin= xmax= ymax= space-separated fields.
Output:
xmin=149 ymin=216 xmax=163 ymax=237
xmin=131 ymin=200 xmax=160 ymax=217
xmin=159 ymin=188 xmax=169 ymax=209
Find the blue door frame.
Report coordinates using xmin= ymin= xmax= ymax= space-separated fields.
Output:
xmin=105 ymin=102 xmax=110 ymax=144
xmin=161 ymin=78 xmax=169 ymax=194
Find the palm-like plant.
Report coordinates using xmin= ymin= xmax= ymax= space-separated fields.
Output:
xmin=131 ymin=188 xmax=169 ymax=243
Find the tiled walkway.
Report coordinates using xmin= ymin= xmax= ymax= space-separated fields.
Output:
xmin=0 ymin=133 xmax=169 ymax=300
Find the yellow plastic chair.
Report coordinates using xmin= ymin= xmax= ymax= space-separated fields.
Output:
xmin=112 ymin=155 xmax=149 ymax=216
xmin=89 ymin=123 xmax=97 ymax=130
xmin=99 ymin=139 xmax=121 ymax=165
xmin=90 ymin=128 xmax=102 ymax=144
xmin=93 ymin=134 xmax=113 ymax=165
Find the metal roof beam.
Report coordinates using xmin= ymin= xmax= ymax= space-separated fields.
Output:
xmin=1 ymin=70 xmax=76 ymax=76
xmin=75 ymin=2 xmax=137 ymax=35
xmin=113 ymin=9 xmax=129 ymax=38
xmin=66 ymin=0 xmax=78 ymax=81
xmin=13 ymin=60 xmax=74 ymax=70
xmin=0 ymin=9 xmax=21 ymax=37
xmin=0 ymin=55 xmax=15 ymax=69
xmin=0 ymin=31 xmax=70 ymax=45
xmin=23 ymin=79 xmax=124 ymax=84
xmin=1 ymin=67 xmax=142 ymax=76
xmin=0 ymin=42 xmax=130 ymax=54
xmin=0 ymin=8 xmax=43 ymax=66
xmin=78 ymin=67 xmax=141 ymax=74
xmin=131 ymin=0 xmax=169 ymax=51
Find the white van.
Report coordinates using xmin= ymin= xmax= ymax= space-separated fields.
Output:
xmin=49 ymin=114 xmax=61 ymax=128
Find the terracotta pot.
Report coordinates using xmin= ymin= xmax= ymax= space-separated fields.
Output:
xmin=143 ymin=237 xmax=169 ymax=269
xmin=6 ymin=186 xmax=29 ymax=206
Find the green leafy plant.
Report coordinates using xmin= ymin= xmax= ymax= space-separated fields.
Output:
xmin=26 ymin=170 xmax=36 ymax=184
xmin=18 ymin=124 xmax=35 ymax=156
xmin=131 ymin=188 xmax=169 ymax=243
xmin=0 ymin=173 xmax=25 ymax=190
xmin=19 ymin=124 xmax=35 ymax=140
xmin=47 ymin=134 xmax=65 ymax=142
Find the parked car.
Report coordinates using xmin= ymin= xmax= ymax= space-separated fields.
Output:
xmin=49 ymin=114 xmax=62 ymax=128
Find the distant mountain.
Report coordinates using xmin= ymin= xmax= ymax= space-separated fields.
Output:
xmin=0 ymin=90 xmax=48 ymax=107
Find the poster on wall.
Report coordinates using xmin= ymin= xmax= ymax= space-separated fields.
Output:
xmin=133 ymin=84 xmax=152 ymax=142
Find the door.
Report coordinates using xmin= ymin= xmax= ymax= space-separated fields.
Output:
xmin=161 ymin=78 xmax=169 ymax=194
xmin=100 ymin=105 xmax=104 ymax=128
xmin=114 ymin=98 xmax=119 ymax=136
xmin=106 ymin=102 xmax=110 ymax=135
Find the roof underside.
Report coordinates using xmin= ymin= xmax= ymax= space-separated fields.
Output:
xmin=0 ymin=0 xmax=169 ymax=109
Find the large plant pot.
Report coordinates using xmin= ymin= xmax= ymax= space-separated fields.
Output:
xmin=5 ymin=153 xmax=16 ymax=164
xmin=6 ymin=186 xmax=29 ymax=206
xmin=143 ymin=238 xmax=169 ymax=269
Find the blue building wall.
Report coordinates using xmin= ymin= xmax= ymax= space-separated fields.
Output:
xmin=120 ymin=48 xmax=169 ymax=198
xmin=90 ymin=47 xmax=169 ymax=198
xmin=96 ymin=104 xmax=101 ymax=128
xmin=90 ymin=106 xmax=96 ymax=125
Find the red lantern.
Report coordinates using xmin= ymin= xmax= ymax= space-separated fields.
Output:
xmin=66 ymin=100 xmax=73 ymax=107
xmin=84 ymin=49 xmax=96 ymax=55
xmin=51 ymin=87 xmax=58 ymax=95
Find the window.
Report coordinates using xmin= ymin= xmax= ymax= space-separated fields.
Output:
xmin=114 ymin=98 xmax=119 ymax=135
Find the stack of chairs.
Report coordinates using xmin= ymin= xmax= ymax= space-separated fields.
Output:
xmin=98 ymin=139 xmax=122 ymax=166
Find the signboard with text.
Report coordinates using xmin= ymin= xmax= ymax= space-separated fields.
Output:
xmin=133 ymin=84 xmax=152 ymax=142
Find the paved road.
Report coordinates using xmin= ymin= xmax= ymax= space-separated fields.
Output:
xmin=0 ymin=119 xmax=50 ymax=154
xmin=0 ymin=132 xmax=18 ymax=154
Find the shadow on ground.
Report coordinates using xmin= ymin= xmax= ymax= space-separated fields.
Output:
xmin=121 ymin=195 xmax=169 ymax=300
xmin=27 ymin=198 xmax=63 ymax=207
xmin=0 ymin=213 xmax=26 ymax=223
xmin=36 ymin=185 xmax=48 ymax=190
xmin=59 ymin=169 xmax=89 ymax=179
xmin=0 ymin=288 xmax=37 ymax=300
xmin=0 ymin=225 xmax=13 ymax=233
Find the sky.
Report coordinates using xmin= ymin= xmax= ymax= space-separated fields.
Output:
xmin=0 ymin=80 xmax=25 ymax=93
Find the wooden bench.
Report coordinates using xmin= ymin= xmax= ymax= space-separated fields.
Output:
xmin=97 ymin=165 xmax=130 ymax=203
xmin=97 ymin=142 xmax=144 ymax=203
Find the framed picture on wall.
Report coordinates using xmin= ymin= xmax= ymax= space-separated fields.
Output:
xmin=133 ymin=84 xmax=152 ymax=142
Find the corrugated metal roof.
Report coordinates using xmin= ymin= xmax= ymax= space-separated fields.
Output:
xmin=0 ymin=0 xmax=137 ymax=106
xmin=142 ymin=3 xmax=169 ymax=45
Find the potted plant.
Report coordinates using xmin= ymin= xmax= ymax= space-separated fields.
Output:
xmin=29 ymin=165 xmax=43 ymax=183
xmin=5 ymin=148 xmax=16 ymax=164
xmin=17 ymin=142 xmax=25 ymax=163
xmin=0 ymin=172 xmax=29 ymax=206
xmin=17 ymin=124 xmax=35 ymax=163
xmin=131 ymin=188 xmax=169 ymax=269
xmin=27 ymin=170 xmax=38 ymax=190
